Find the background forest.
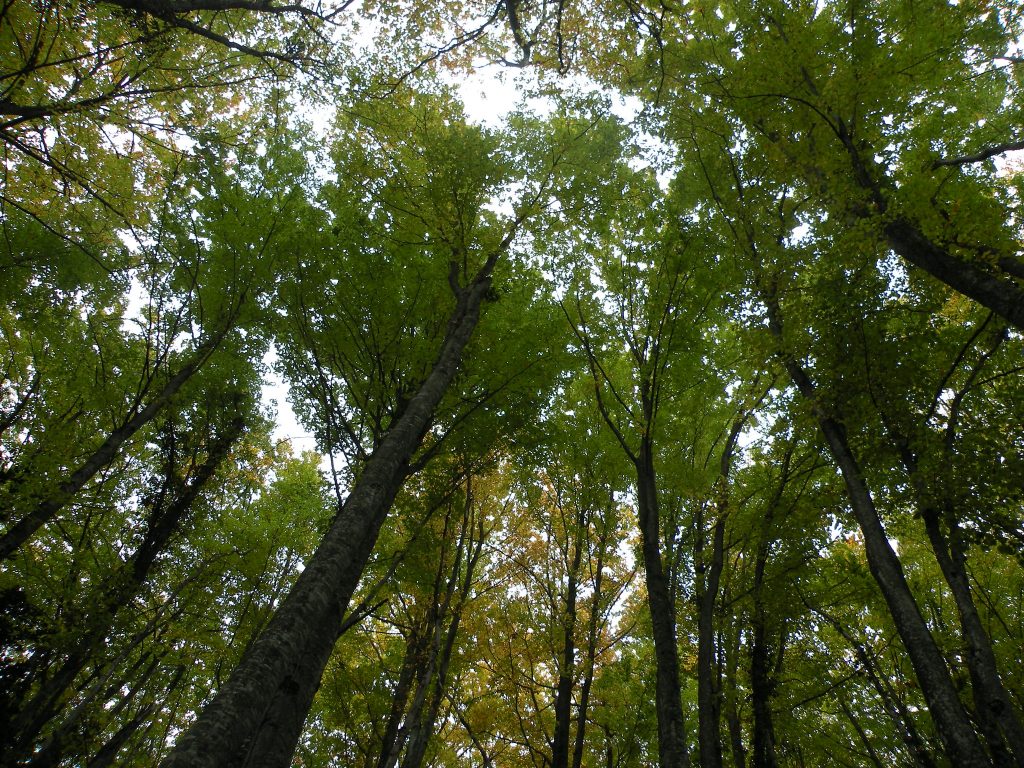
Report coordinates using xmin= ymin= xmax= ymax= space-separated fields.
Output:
xmin=2 ymin=1 xmax=1024 ymax=767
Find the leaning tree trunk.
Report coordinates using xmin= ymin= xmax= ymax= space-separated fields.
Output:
xmin=1 ymin=414 xmax=244 ymax=767
xmin=0 ymin=332 xmax=226 ymax=561
xmin=889 ymin=422 xmax=1024 ymax=767
xmin=834 ymin=126 xmax=1024 ymax=332
xmin=161 ymin=252 xmax=504 ymax=768
xmin=759 ymin=284 xmax=993 ymax=768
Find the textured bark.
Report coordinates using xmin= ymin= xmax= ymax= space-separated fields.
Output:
xmin=636 ymin=442 xmax=691 ymax=768
xmin=0 ymin=335 xmax=223 ymax=561
xmin=161 ymin=251 xmax=503 ymax=768
xmin=760 ymin=288 xmax=992 ymax=768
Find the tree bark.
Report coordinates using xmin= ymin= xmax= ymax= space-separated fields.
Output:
xmin=636 ymin=441 xmax=691 ymax=768
xmin=551 ymin=558 xmax=579 ymax=768
xmin=760 ymin=286 xmax=993 ymax=768
xmin=161 ymin=250 xmax=504 ymax=768
xmin=749 ymin=523 xmax=778 ymax=768
xmin=883 ymin=217 xmax=1024 ymax=332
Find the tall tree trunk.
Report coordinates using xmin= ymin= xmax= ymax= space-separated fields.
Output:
xmin=722 ymin=619 xmax=747 ymax=768
xmin=749 ymin=531 xmax=777 ymax=768
xmin=759 ymin=284 xmax=993 ymax=768
xmin=636 ymin=441 xmax=690 ymax=768
xmin=922 ymin=506 xmax=1024 ymax=767
xmin=747 ymin=444 xmax=787 ymax=768
xmin=696 ymin=510 xmax=725 ymax=768
xmin=551 ymin=574 xmax=578 ymax=768
xmin=697 ymin=410 xmax=747 ymax=768
xmin=401 ymin=485 xmax=487 ymax=768
xmin=162 ymin=253 xmax=506 ymax=768
xmin=888 ymin=423 xmax=1024 ymax=767
xmin=552 ymin=510 xmax=584 ymax=768
xmin=572 ymin=517 xmax=609 ymax=768
xmin=376 ymin=623 xmax=427 ymax=768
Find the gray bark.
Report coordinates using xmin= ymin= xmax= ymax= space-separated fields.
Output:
xmin=161 ymin=246 xmax=505 ymax=768
xmin=760 ymin=285 xmax=993 ymax=768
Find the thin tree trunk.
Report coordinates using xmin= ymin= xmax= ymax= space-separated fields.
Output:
xmin=552 ymin=518 xmax=583 ymax=768
xmin=810 ymin=601 xmax=938 ymax=768
xmin=697 ymin=410 xmax=747 ymax=768
xmin=718 ymin=603 xmax=746 ymax=768
xmin=572 ymin=516 xmax=609 ymax=768
xmin=759 ymin=283 xmax=992 ymax=768
xmin=2 ymin=415 xmax=243 ymax=767
xmin=749 ymin=606 xmax=777 ymax=768
xmin=636 ymin=442 xmax=690 ymax=768
xmin=696 ymin=510 xmax=725 ymax=768
xmin=0 ymin=333 xmax=225 ymax=561
xmin=838 ymin=696 xmax=886 ymax=768
xmin=162 ymin=247 xmax=508 ymax=768
xmin=376 ymin=624 xmax=427 ymax=768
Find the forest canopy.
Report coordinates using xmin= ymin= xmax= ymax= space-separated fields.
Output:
xmin=2 ymin=1 xmax=1024 ymax=767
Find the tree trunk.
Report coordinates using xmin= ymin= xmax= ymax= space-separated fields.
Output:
xmin=0 ymin=333 xmax=225 ymax=561
xmin=696 ymin=510 xmax=725 ymax=768
xmin=552 ymin=514 xmax=583 ymax=768
xmin=1 ymin=415 xmax=243 ymax=767
xmin=836 ymin=122 xmax=1024 ymax=331
xmin=635 ymin=441 xmax=690 ymax=768
xmin=749 ymin=531 xmax=778 ymax=768
xmin=922 ymin=507 xmax=1024 ymax=767
xmin=760 ymin=287 xmax=993 ymax=768
xmin=883 ymin=217 xmax=1024 ymax=331
xmin=162 ymin=258 xmax=502 ymax=768
xmin=572 ymin=517 xmax=609 ymax=768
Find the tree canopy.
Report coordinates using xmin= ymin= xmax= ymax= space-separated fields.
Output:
xmin=3 ymin=0 xmax=1024 ymax=766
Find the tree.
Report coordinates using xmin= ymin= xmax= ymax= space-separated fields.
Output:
xmin=160 ymin=86 xmax=597 ymax=768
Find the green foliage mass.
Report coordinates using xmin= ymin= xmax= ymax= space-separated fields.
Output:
xmin=3 ymin=1 xmax=1024 ymax=766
